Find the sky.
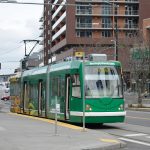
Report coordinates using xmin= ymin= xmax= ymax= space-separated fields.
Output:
xmin=0 ymin=0 xmax=43 ymax=75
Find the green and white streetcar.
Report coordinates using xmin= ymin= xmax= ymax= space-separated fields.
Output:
xmin=10 ymin=54 xmax=126 ymax=124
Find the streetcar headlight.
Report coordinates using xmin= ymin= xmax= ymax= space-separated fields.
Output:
xmin=86 ymin=104 xmax=92 ymax=111
xmin=119 ymin=104 xmax=124 ymax=110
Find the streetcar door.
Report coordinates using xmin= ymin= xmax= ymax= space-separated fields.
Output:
xmin=23 ymin=82 xmax=27 ymax=113
xmin=38 ymin=80 xmax=43 ymax=116
xmin=65 ymin=76 xmax=70 ymax=120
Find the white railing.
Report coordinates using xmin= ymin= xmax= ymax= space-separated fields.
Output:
xmin=52 ymin=12 xmax=66 ymax=30
xmin=52 ymin=25 xmax=66 ymax=41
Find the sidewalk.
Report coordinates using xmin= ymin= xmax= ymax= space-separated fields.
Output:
xmin=127 ymin=105 xmax=150 ymax=112
xmin=0 ymin=111 xmax=126 ymax=150
xmin=124 ymin=92 xmax=150 ymax=112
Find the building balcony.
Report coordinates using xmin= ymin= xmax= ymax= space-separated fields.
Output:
xmin=125 ymin=10 xmax=139 ymax=16
xmin=52 ymin=0 xmax=59 ymax=10
xmin=76 ymin=23 xmax=92 ymax=29
xmin=39 ymin=40 xmax=44 ymax=45
xmin=75 ymin=0 xmax=115 ymax=3
xmin=76 ymin=9 xmax=92 ymax=15
xmin=39 ymin=24 xmax=44 ymax=30
xmin=76 ymin=10 xmax=139 ymax=17
xmin=75 ymin=0 xmax=139 ymax=3
xmin=52 ymin=0 xmax=66 ymax=20
xmin=76 ymin=22 xmax=139 ymax=30
xmin=76 ymin=23 xmax=114 ymax=29
xmin=52 ymin=25 xmax=66 ymax=41
xmin=39 ymin=32 xmax=44 ymax=37
xmin=122 ymin=24 xmax=139 ymax=30
xmin=52 ymin=11 xmax=66 ymax=30
xmin=39 ymin=16 xmax=43 ymax=22
xmin=125 ymin=0 xmax=139 ymax=4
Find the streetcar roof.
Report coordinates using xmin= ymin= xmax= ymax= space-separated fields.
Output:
xmin=21 ymin=60 xmax=121 ymax=77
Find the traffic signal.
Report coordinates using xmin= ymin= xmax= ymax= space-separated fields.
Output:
xmin=0 ymin=63 xmax=1 ymax=69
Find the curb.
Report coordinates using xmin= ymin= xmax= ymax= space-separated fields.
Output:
xmin=83 ymin=141 xmax=127 ymax=150
xmin=127 ymin=107 xmax=150 ymax=112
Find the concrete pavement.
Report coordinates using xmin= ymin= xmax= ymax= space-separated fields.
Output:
xmin=124 ymin=92 xmax=150 ymax=112
xmin=0 ymin=100 xmax=126 ymax=150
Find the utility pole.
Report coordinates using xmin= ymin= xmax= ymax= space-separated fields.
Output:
xmin=114 ymin=4 xmax=119 ymax=61
xmin=23 ymin=40 xmax=39 ymax=57
xmin=104 ymin=1 xmax=119 ymax=61
xmin=22 ymin=40 xmax=39 ymax=70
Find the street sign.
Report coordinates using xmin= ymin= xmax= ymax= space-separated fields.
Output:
xmin=75 ymin=52 xmax=85 ymax=57
xmin=56 ymin=104 xmax=60 ymax=113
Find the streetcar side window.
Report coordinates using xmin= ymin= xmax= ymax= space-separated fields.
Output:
xmin=72 ymin=74 xmax=81 ymax=98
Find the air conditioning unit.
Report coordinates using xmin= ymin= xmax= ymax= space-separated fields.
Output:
xmin=88 ymin=54 xmax=107 ymax=62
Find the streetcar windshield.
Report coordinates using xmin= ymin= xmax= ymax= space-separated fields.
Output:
xmin=85 ymin=66 xmax=123 ymax=98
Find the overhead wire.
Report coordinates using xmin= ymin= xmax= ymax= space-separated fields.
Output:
xmin=0 ymin=1 xmax=114 ymax=7
xmin=0 ymin=44 xmax=24 ymax=56
xmin=0 ymin=35 xmax=41 ymax=56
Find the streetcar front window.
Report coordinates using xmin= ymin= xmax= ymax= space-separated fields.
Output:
xmin=85 ymin=66 xmax=123 ymax=98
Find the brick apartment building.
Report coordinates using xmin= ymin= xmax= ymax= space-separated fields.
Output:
xmin=143 ymin=18 xmax=150 ymax=42
xmin=42 ymin=0 xmax=150 ymax=72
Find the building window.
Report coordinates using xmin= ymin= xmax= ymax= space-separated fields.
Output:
xmin=101 ymin=31 xmax=112 ymax=37
xmin=125 ymin=31 xmax=137 ymax=37
xmin=125 ymin=5 xmax=138 ymax=15
xmin=102 ymin=17 xmax=112 ymax=28
xmin=76 ymin=30 xmax=92 ymax=37
xmin=76 ymin=17 xmax=92 ymax=28
xmin=125 ymin=18 xmax=138 ymax=29
xmin=102 ymin=4 xmax=112 ymax=15
xmin=76 ymin=3 xmax=92 ymax=14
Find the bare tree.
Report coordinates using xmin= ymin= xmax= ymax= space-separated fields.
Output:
xmin=129 ymin=32 xmax=150 ymax=106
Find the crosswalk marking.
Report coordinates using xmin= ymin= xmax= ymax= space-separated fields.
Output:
xmin=119 ymin=137 xmax=150 ymax=146
xmin=124 ymin=133 xmax=148 ymax=137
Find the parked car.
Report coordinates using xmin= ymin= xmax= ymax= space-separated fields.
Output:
xmin=1 ymin=96 xmax=10 ymax=101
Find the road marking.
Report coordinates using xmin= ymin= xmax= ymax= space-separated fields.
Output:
xmin=124 ymin=133 xmax=148 ymax=137
xmin=127 ymin=116 xmax=150 ymax=121
xmin=100 ymin=138 xmax=120 ymax=143
xmin=119 ymin=138 xmax=150 ymax=146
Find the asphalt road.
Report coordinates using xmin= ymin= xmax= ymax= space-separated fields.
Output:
xmin=126 ymin=110 xmax=150 ymax=127
xmin=92 ymin=110 xmax=150 ymax=150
